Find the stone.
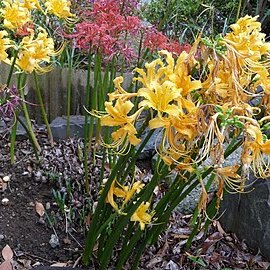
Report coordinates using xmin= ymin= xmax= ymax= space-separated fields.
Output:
xmin=16 ymin=116 xmax=29 ymax=139
xmin=50 ymin=115 xmax=96 ymax=140
xmin=220 ymin=176 xmax=270 ymax=260
xmin=137 ymin=127 xmax=163 ymax=161
xmin=49 ymin=234 xmax=59 ymax=248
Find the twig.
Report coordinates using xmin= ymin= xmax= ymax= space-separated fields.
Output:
xmin=23 ymin=252 xmax=56 ymax=263
xmin=72 ymin=255 xmax=82 ymax=268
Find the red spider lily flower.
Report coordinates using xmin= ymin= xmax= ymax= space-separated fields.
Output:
xmin=15 ymin=22 xmax=35 ymax=37
xmin=67 ymin=0 xmax=141 ymax=62
xmin=143 ymin=27 xmax=191 ymax=56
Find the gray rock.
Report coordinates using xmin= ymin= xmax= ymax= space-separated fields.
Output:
xmin=165 ymin=260 xmax=180 ymax=270
xmin=137 ymin=127 xmax=162 ymax=161
xmin=0 ymin=116 xmax=30 ymax=139
xmin=50 ymin=115 xmax=96 ymax=140
xmin=16 ymin=117 xmax=28 ymax=138
xmin=49 ymin=234 xmax=59 ymax=248
xmin=0 ymin=234 xmax=4 ymax=241
xmin=220 ymin=176 xmax=270 ymax=260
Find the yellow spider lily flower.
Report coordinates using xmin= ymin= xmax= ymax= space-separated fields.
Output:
xmin=1 ymin=0 xmax=31 ymax=30
xmin=135 ymin=50 xmax=201 ymax=104
xmin=23 ymin=0 xmax=42 ymax=10
xmin=138 ymin=81 xmax=180 ymax=116
xmin=215 ymin=165 xmax=242 ymax=207
xmin=224 ymin=15 xmax=270 ymax=62
xmin=106 ymin=180 xmax=128 ymax=213
xmin=167 ymin=50 xmax=202 ymax=97
xmin=133 ymin=58 xmax=165 ymax=90
xmin=44 ymin=0 xmax=75 ymax=19
xmin=123 ymin=181 xmax=144 ymax=205
xmin=106 ymin=180 xmax=145 ymax=213
xmin=130 ymin=202 xmax=153 ymax=230
xmin=101 ymin=99 xmax=143 ymax=148
xmin=242 ymin=124 xmax=270 ymax=177
xmin=0 ymin=30 xmax=12 ymax=62
xmin=108 ymin=76 xmax=138 ymax=102
xmin=16 ymin=27 xmax=63 ymax=73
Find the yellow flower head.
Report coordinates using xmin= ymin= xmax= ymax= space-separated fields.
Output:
xmin=224 ymin=15 xmax=270 ymax=62
xmin=130 ymin=202 xmax=153 ymax=230
xmin=101 ymin=99 xmax=143 ymax=149
xmin=0 ymin=30 xmax=12 ymax=62
xmin=242 ymin=124 xmax=270 ymax=177
xmin=44 ymin=0 xmax=75 ymax=19
xmin=16 ymin=27 xmax=62 ymax=73
xmin=106 ymin=180 xmax=128 ymax=212
xmin=23 ymin=0 xmax=42 ymax=10
xmin=108 ymin=76 xmax=138 ymax=102
xmin=106 ymin=180 xmax=145 ymax=213
xmin=1 ymin=0 xmax=31 ymax=30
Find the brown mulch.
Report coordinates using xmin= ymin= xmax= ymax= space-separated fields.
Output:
xmin=0 ymin=125 xmax=269 ymax=270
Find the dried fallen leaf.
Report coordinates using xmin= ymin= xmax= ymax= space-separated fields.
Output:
xmin=0 ymin=179 xmax=7 ymax=192
xmin=213 ymin=220 xmax=226 ymax=235
xmin=85 ymin=213 xmax=91 ymax=226
xmin=50 ymin=262 xmax=67 ymax=267
xmin=0 ymin=260 xmax=12 ymax=270
xmin=17 ymin=259 xmax=32 ymax=269
xmin=258 ymin=261 xmax=270 ymax=269
xmin=2 ymin=245 xmax=13 ymax=261
xmin=63 ymin=237 xmax=71 ymax=245
xmin=35 ymin=202 xmax=45 ymax=217
xmin=146 ymin=256 xmax=163 ymax=268
xmin=201 ymin=232 xmax=223 ymax=254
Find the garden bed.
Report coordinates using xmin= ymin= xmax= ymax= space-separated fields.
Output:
xmin=0 ymin=126 xmax=270 ymax=270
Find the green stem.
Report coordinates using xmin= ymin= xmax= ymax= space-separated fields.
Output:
xmin=115 ymin=227 xmax=141 ymax=270
xmin=33 ymin=72 xmax=54 ymax=146
xmin=17 ymin=115 xmax=39 ymax=160
xmin=236 ymin=0 xmax=242 ymax=20
xmin=10 ymin=117 xmax=17 ymax=164
xmin=6 ymin=50 xmax=18 ymax=87
xmin=82 ymin=155 xmax=127 ymax=265
xmin=99 ymin=165 xmax=169 ymax=270
xmin=83 ymin=48 xmax=92 ymax=194
xmin=18 ymin=74 xmax=41 ymax=153
xmin=131 ymin=138 xmax=243 ymax=265
xmin=66 ymin=65 xmax=72 ymax=137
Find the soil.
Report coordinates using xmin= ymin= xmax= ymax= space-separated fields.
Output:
xmin=0 ymin=124 xmax=270 ymax=269
xmin=0 ymin=132 xmax=84 ymax=265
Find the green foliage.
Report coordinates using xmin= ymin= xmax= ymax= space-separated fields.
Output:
xmin=142 ymin=0 xmax=270 ymax=40
xmin=141 ymin=0 xmax=240 ymax=40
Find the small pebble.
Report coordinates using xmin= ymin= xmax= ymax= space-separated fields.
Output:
xmin=0 ymin=234 xmax=4 ymax=241
xmin=49 ymin=234 xmax=59 ymax=248
xmin=1 ymin=198 xmax=9 ymax=205
xmin=45 ymin=202 xmax=50 ymax=210
xmin=3 ymin=176 xmax=10 ymax=182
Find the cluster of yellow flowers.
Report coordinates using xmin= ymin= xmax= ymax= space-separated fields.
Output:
xmin=98 ymin=16 xmax=270 ymax=225
xmin=106 ymin=179 xmax=152 ymax=230
xmin=0 ymin=0 xmax=74 ymax=73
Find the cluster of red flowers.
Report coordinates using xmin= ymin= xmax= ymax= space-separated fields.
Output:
xmin=70 ymin=0 xmax=141 ymax=61
xmin=143 ymin=27 xmax=192 ymax=55
xmin=69 ymin=0 xmax=191 ymax=62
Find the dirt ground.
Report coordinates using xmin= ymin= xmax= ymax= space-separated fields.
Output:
xmin=0 ymin=126 xmax=270 ymax=269
xmin=0 ymin=135 xmax=84 ymax=266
